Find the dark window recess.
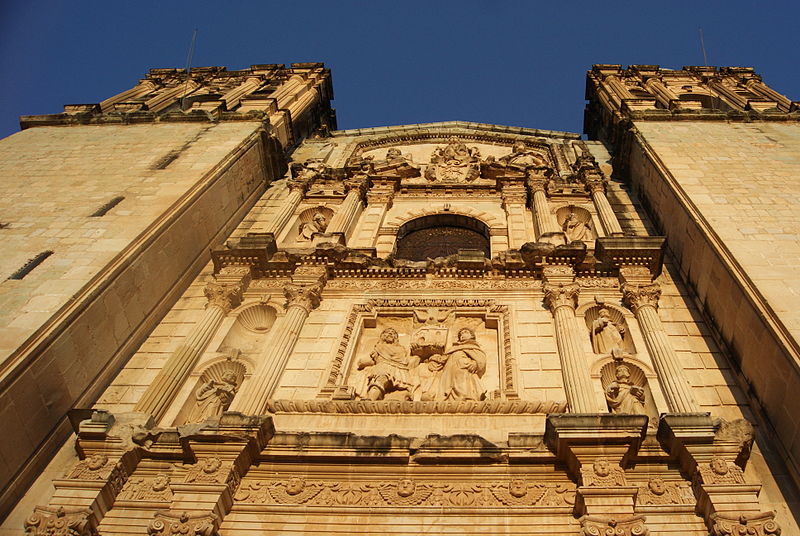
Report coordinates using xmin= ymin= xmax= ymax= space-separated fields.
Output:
xmin=90 ymin=196 xmax=125 ymax=217
xmin=395 ymin=214 xmax=490 ymax=261
xmin=0 ymin=223 xmax=8 ymax=229
xmin=8 ymin=250 xmax=54 ymax=280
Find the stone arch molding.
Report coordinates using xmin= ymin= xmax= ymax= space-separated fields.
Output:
xmin=385 ymin=204 xmax=500 ymax=231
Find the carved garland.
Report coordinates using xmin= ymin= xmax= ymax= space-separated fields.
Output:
xmin=319 ymin=298 xmax=518 ymax=400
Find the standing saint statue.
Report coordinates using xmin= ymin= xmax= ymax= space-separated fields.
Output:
xmin=605 ymin=362 xmax=646 ymax=415
xmin=188 ymin=370 xmax=239 ymax=422
xmin=356 ymin=328 xmax=415 ymax=400
xmin=591 ymin=308 xmax=625 ymax=354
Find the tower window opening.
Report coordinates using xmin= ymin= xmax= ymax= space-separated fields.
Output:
xmin=8 ymin=251 xmax=54 ymax=280
xmin=90 ymin=196 xmax=125 ymax=217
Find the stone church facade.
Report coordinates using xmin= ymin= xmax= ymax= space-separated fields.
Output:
xmin=0 ymin=63 xmax=798 ymax=535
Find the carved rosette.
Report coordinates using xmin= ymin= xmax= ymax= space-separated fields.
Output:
xmin=580 ymin=515 xmax=649 ymax=536
xmin=621 ymin=282 xmax=661 ymax=311
xmin=204 ymin=281 xmax=243 ymax=313
xmin=710 ymin=513 xmax=781 ymax=536
xmin=543 ymin=283 xmax=580 ymax=312
xmin=284 ymin=283 xmax=323 ymax=312
xmin=147 ymin=512 xmax=217 ymax=536
xmin=24 ymin=506 xmax=97 ymax=536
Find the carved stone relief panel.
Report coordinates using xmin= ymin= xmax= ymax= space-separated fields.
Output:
xmin=320 ymin=299 xmax=518 ymax=402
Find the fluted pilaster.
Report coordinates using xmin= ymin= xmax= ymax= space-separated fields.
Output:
xmin=135 ymin=277 xmax=246 ymax=420
xmin=326 ymin=177 xmax=367 ymax=238
xmin=622 ymin=282 xmax=699 ymax=413
xmin=587 ymin=180 xmax=624 ymax=236
xmin=263 ymin=180 xmax=307 ymax=235
xmin=529 ymin=176 xmax=560 ymax=239
xmin=544 ymin=281 xmax=602 ymax=413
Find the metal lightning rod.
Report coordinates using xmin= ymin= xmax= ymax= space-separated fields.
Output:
xmin=699 ymin=28 xmax=709 ymax=66
xmin=180 ymin=29 xmax=199 ymax=109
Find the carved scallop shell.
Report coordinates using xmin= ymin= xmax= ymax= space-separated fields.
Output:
xmin=237 ymin=304 xmax=276 ymax=333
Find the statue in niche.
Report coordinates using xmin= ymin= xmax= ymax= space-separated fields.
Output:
xmin=605 ymin=360 xmax=646 ymax=415
xmin=188 ymin=370 xmax=239 ymax=421
xmin=424 ymin=137 xmax=481 ymax=182
xmin=356 ymin=328 xmax=416 ymax=400
xmin=297 ymin=211 xmax=328 ymax=241
xmin=415 ymin=327 xmax=486 ymax=401
xmin=591 ymin=308 xmax=626 ymax=354
xmin=562 ymin=212 xmax=591 ymax=242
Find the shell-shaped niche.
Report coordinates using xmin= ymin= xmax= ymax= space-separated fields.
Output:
xmin=290 ymin=206 xmax=335 ymax=243
xmin=175 ymin=358 xmax=249 ymax=425
xmin=584 ymin=305 xmax=636 ymax=355
xmin=556 ymin=205 xmax=595 ymax=242
xmin=237 ymin=304 xmax=277 ymax=333
xmin=220 ymin=303 xmax=277 ymax=353
xmin=599 ymin=359 xmax=658 ymax=423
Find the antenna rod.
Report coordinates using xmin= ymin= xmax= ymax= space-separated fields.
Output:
xmin=180 ymin=29 xmax=199 ymax=109
xmin=699 ymin=28 xmax=709 ymax=66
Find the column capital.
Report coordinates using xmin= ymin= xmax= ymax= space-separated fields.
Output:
xmin=586 ymin=177 xmax=607 ymax=194
xmin=501 ymin=185 xmax=528 ymax=207
xmin=204 ymin=281 xmax=244 ymax=313
xmin=621 ymin=282 xmax=661 ymax=311
xmin=543 ymin=282 xmax=580 ymax=312
xmin=283 ymin=282 xmax=323 ymax=313
xmin=344 ymin=174 xmax=369 ymax=198
xmin=25 ymin=506 xmax=97 ymax=536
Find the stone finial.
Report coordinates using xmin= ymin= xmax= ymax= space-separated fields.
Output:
xmin=621 ymin=282 xmax=661 ymax=311
xmin=204 ymin=281 xmax=244 ymax=313
xmin=543 ymin=283 xmax=580 ymax=312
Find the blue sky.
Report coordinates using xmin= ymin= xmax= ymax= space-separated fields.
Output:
xmin=1 ymin=0 xmax=797 ymax=140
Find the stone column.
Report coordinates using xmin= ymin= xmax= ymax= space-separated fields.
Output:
xmin=134 ymin=268 xmax=250 ymax=421
xmin=528 ymin=172 xmax=561 ymax=241
xmin=99 ymin=80 xmax=157 ymax=112
xmin=324 ymin=175 xmax=368 ymax=243
xmin=586 ymin=178 xmax=624 ymax=237
xmin=262 ymin=177 xmax=309 ymax=235
xmin=221 ymin=77 xmax=262 ymax=110
xmin=643 ymin=78 xmax=679 ymax=109
xmin=543 ymin=269 xmax=603 ymax=413
xmin=501 ymin=181 xmax=531 ymax=248
xmin=230 ymin=266 xmax=326 ymax=415
xmin=621 ymin=275 xmax=699 ymax=414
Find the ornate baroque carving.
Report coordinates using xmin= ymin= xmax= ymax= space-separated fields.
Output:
xmin=204 ymin=281 xmax=244 ymax=313
xmin=24 ymin=506 xmax=97 ymax=536
xmin=424 ymin=137 xmax=481 ymax=182
xmin=580 ymin=515 xmax=649 ymax=536
xmin=710 ymin=513 xmax=781 ymax=536
xmin=148 ymin=512 xmax=217 ymax=536
xmin=117 ymin=474 xmax=173 ymax=502
xmin=580 ymin=458 xmax=627 ymax=487
xmin=267 ymin=398 xmax=567 ymax=414
xmin=636 ymin=478 xmax=694 ymax=505
xmin=577 ymin=277 xmax=620 ymax=288
xmin=234 ymin=478 xmax=576 ymax=507
xmin=697 ymin=457 xmax=746 ymax=485
xmin=543 ymin=283 xmax=580 ymax=311
xmin=67 ymin=454 xmax=110 ymax=480
xmin=185 ymin=457 xmax=227 ymax=484
xmin=325 ymin=278 xmax=540 ymax=290
xmin=283 ymin=282 xmax=323 ymax=312
xmin=621 ymin=282 xmax=661 ymax=311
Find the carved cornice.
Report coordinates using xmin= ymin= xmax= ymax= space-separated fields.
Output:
xmin=267 ymin=398 xmax=567 ymax=414
xmin=543 ymin=283 xmax=580 ymax=312
xmin=24 ymin=506 xmax=97 ymax=536
xmin=621 ymin=282 xmax=661 ymax=311
xmin=204 ymin=281 xmax=244 ymax=313
xmin=283 ymin=282 xmax=323 ymax=312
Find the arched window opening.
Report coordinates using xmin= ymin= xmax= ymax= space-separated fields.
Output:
xmin=395 ymin=214 xmax=490 ymax=261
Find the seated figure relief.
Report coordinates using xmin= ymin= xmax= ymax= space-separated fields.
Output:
xmin=356 ymin=328 xmax=417 ymax=400
xmin=188 ymin=370 xmax=239 ymax=421
xmin=352 ymin=323 xmax=487 ymax=402
xmin=604 ymin=361 xmax=646 ymax=415
xmin=372 ymin=148 xmax=421 ymax=177
xmin=562 ymin=212 xmax=591 ymax=242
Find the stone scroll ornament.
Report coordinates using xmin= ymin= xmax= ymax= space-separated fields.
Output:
xmin=579 ymin=515 xmax=649 ymax=536
xmin=24 ymin=506 xmax=97 ymax=536
xmin=424 ymin=137 xmax=481 ymax=182
xmin=147 ymin=512 xmax=217 ymax=536
xmin=710 ymin=512 xmax=781 ymax=536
